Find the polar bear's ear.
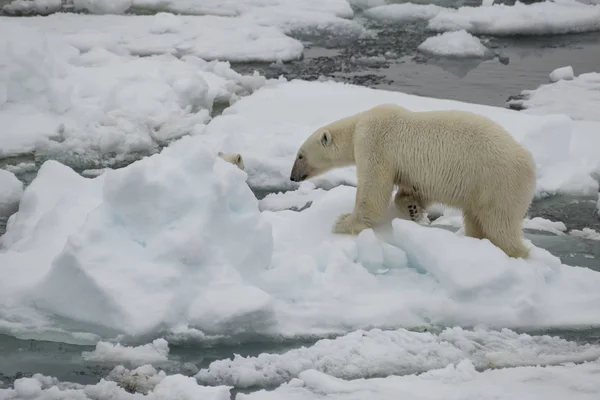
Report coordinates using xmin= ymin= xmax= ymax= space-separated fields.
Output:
xmin=320 ymin=130 xmax=331 ymax=147
xmin=218 ymin=151 xmax=224 ymax=156
xmin=235 ymin=154 xmax=242 ymax=163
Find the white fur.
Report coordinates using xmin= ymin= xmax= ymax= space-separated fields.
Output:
xmin=218 ymin=152 xmax=245 ymax=170
xmin=290 ymin=104 xmax=536 ymax=259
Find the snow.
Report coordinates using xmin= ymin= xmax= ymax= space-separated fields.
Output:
xmin=0 ymin=170 xmax=24 ymax=215
xmin=239 ymin=359 xmax=600 ymax=400
xmin=2 ymin=0 xmax=364 ymax=41
xmin=417 ymin=30 xmax=489 ymax=58
xmin=0 ymin=20 xmax=274 ymax=165
xmin=550 ymin=66 xmax=575 ymax=82
xmin=200 ymin=79 xmax=600 ymax=198
xmin=9 ymin=13 xmax=304 ymax=62
xmin=364 ymin=3 xmax=446 ymax=22
xmin=569 ymin=228 xmax=600 ymax=241
xmin=82 ymin=338 xmax=170 ymax=367
xmin=365 ymin=1 xmax=600 ymax=36
xmin=196 ymin=326 xmax=600 ymax=388
xmin=0 ymin=372 xmax=231 ymax=400
xmin=507 ymin=72 xmax=600 ymax=122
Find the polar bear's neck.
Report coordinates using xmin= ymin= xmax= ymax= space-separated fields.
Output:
xmin=328 ymin=114 xmax=359 ymax=167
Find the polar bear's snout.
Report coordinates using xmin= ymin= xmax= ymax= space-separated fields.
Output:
xmin=290 ymin=156 xmax=309 ymax=182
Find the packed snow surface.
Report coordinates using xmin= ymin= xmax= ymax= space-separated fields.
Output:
xmin=196 ymin=326 xmax=600 ymax=388
xmin=0 ymin=20 xmax=273 ymax=165
xmin=417 ymin=30 xmax=489 ymax=58
xmin=239 ymin=359 xmax=600 ymax=400
xmin=0 ymin=169 xmax=24 ymax=215
xmin=365 ymin=0 xmax=600 ymax=36
xmin=507 ymin=72 xmax=600 ymax=122
xmin=2 ymin=0 xmax=364 ymax=40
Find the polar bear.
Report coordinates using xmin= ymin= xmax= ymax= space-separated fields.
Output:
xmin=289 ymin=104 xmax=536 ymax=259
xmin=218 ymin=152 xmax=245 ymax=170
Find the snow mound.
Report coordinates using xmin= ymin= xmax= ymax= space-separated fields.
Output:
xmin=0 ymin=139 xmax=273 ymax=341
xmin=417 ymin=30 xmax=489 ymax=58
xmin=0 ymin=371 xmax=231 ymax=400
xmin=199 ymin=79 xmax=600 ymax=198
xmin=365 ymin=1 xmax=600 ymax=36
xmin=0 ymin=169 xmax=23 ymax=215
xmin=507 ymin=72 xmax=600 ymax=122
xmin=239 ymin=359 xmax=600 ymax=400
xmin=196 ymin=326 xmax=600 ymax=388
xmin=550 ymin=66 xmax=575 ymax=82
xmin=0 ymin=20 xmax=273 ymax=166
xmin=82 ymin=338 xmax=170 ymax=366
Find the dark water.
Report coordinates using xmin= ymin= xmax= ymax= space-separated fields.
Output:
xmin=1 ymin=0 xmax=600 ymax=394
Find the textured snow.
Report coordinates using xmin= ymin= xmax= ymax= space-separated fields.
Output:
xmin=239 ymin=359 xmax=600 ymax=400
xmin=196 ymin=326 xmax=600 ymax=388
xmin=0 ymin=20 xmax=273 ymax=165
xmin=417 ymin=30 xmax=489 ymax=58
xmin=82 ymin=338 xmax=170 ymax=367
xmin=365 ymin=1 xmax=600 ymax=36
xmin=507 ymin=72 xmax=600 ymax=122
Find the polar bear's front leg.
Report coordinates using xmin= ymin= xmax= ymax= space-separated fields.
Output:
xmin=333 ymin=165 xmax=394 ymax=235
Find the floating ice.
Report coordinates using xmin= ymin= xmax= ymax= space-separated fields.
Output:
xmin=364 ymin=3 xmax=446 ymax=22
xmin=550 ymin=66 xmax=575 ymax=82
xmin=196 ymin=326 xmax=600 ymax=388
xmin=0 ymin=371 xmax=231 ymax=400
xmin=200 ymin=79 xmax=600 ymax=198
xmin=239 ymin=359 xmax=600 ymax=400
xmin=0 ymin=21 xmax=273 ymax=166
xmin=507 ymin=72 xmax=600 ymax=122
xmin=9 ymin=13 xmax=304 ymax=62
xmin=365 ymin=1 xmax=600 ymax=36
xmin=570 ymin=228 xmax=600 ymax=241
xmin=417 ymin=30 xmax=489 ymax=58
xmin=82 ymin=338 xmax=170 ymax=367
xmin=0 ymin=169 xmax=23 ymax=216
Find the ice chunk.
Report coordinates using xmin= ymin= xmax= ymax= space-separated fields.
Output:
xmin=239 ymin=359 xmax=600 ymax=400
xmin=82 ymin=338 xmax=170 ymax=366
xmin=507 ymin=72 xmax=600 ymax=122
xmin=197 ymin=326 xmax=600 ymax=388
xmin=364 ymin=3 xmax=446 ymax=22
xmin=417 ymin=30 xmax=489 ymax=58
xmin=0 ymin=169 xmax=23 ymax=215
xmin=365 ymin=1 xmax=600 ymax=36
xmin=550 ymin=66 xmax=575 ymax=82
xmin=569 ymin=228 xmax=600 ymax=241
xmin=428 ymin=0 xmax=600 ymax=36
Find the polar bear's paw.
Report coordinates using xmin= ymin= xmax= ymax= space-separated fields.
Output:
xmin=333 ymin=213 xmax=369 ymax=235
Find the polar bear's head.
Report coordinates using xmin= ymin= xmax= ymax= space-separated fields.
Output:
xmin=290 ymin=128 xmax=336 ymax=182
xmin=218 ymin=152 xmax=245 ymax=170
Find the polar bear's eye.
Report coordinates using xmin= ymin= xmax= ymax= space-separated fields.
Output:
xmin=298 ymin=154 xmax=303 ymax=160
